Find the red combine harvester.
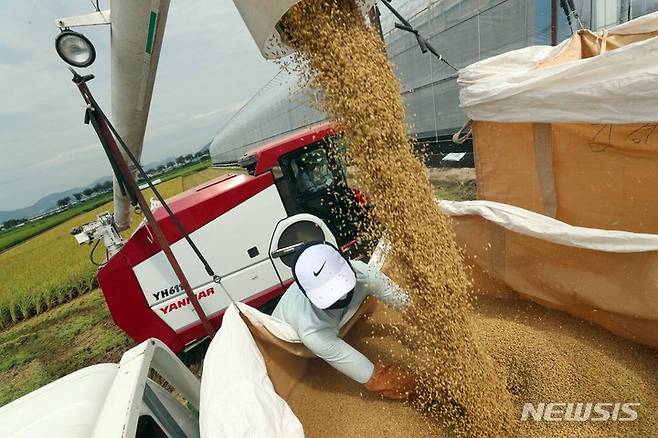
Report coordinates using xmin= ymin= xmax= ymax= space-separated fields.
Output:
xmin=91 ymin=122 xmax=375 ymax=353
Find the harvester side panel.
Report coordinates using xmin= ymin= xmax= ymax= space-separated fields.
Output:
xmin=135 ymin=186 xmax=287 ymax=331
xmin=98 ymin=172 xmax=289 ymax=352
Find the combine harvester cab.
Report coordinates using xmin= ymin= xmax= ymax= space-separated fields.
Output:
xmin=98 ymin=122 xmax=375 ymax=354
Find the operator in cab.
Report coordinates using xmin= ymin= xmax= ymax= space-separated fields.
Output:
xmin=295 ymin=151 xmax=334 ymax=194
xmin=272 ymin=241 xmax=416 ymax=400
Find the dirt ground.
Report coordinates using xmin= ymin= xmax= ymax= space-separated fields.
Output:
xmin=0 ymin=290 xmax=131 ymax=406
xmin=351 ymin=166 xmax=476 ymax=184
xmin=286 ymin=296 xmax=658 ymax=438
xmin=427 ymin=167 xmax=476 ymax=183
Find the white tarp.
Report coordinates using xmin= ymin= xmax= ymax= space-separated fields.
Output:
xmin=236 ymin=295 xmax=367 ymax=343
xmin=235 ymin=302 xmax=300 ymax=342
xmin=199 ymin=305 xmax=304 ymax=438
xmin=438 ymin=200 xmax=658 ymax=253
xmin=458 ymin=11 xmax=658 ymax=124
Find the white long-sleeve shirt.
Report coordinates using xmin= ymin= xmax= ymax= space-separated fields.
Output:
xmin=272 ymin=260 xmax=409 ymax=383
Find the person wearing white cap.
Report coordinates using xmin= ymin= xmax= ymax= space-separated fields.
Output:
xmin=272 ymin=241 xmax=416 ymax=400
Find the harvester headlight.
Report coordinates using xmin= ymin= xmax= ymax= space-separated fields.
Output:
xmin=55 ymin=30 xmax=96 ymax=68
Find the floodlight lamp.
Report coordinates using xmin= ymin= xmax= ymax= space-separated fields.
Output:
xmin=55 ymin=30 xmax=96 ymax=68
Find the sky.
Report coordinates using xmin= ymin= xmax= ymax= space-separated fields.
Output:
xmin=0 ymin=0 xmax=280 ymax=211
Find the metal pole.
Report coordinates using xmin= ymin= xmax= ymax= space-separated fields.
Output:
xmin=368 ymin=5 xmax=384 ymax=42
xmin=380 ymin=0 xmax=457 ymax=71
xmin=551 ymin=0 xmax=558 ymax=46
xmin=74 ymin=73 xmax=216 ymax=338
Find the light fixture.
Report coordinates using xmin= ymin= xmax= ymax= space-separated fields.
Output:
xmin=55 ymin=30 xmax=96 ymax=68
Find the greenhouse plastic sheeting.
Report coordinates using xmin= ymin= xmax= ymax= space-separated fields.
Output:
xmin=211 ymin=0 xmax=572 ymax=164
xmin=209 ymin=70 xmax=325 ymax=164
xmin=459 ymin=12 xmax=658 ymax=124
xmin=199 ymin=305 xmax=304 ymax=438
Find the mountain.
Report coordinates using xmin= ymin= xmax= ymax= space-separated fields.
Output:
xmin=142 ymin=155 xmax=176 ymax=172
xmin=0 ymin=187 xmax=84 ymax=223
xmin=0 ymin=175 xmax=115 ymax=223
xmin=88 ymin=175 xmax=113 ymax=186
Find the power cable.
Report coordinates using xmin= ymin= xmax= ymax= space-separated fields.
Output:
xmin=380 ymin=0 xmax=458 ymax=71
xmin=88 ymin=0 xmax=101 ymax=12
xmin=90 ymin=239 xmax=107 ymax=266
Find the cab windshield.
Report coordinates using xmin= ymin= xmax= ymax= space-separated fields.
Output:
xmin=290 ymin=148 xmax=336 ymax=195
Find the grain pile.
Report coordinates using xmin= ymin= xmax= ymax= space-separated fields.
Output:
xmin=281 ymin=0 xmax=515 ymax=435
xmin=287 ymin=298 xmax=658 ymax=437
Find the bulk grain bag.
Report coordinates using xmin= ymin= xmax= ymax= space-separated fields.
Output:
xmin=450 ymin=12 xmax=658 ymax=348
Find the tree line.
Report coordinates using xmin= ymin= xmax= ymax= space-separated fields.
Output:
xmin=1 ymin=150 xmax=211 ymax=230
xmin=55 ymin=179 xmax=114 ymax=208
xmin=56 ymin=151 xmax=209 ymax=207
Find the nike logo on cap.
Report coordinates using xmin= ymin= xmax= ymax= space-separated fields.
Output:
xmin=313 ymin=261 xmax=326 ymax=277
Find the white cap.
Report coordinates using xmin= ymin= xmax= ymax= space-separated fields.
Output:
xmin=292 ymin=242 xmax=356 ymax=309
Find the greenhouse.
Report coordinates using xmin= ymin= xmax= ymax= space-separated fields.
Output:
xmin=210 ymin=0 xmax=658 ymax=164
